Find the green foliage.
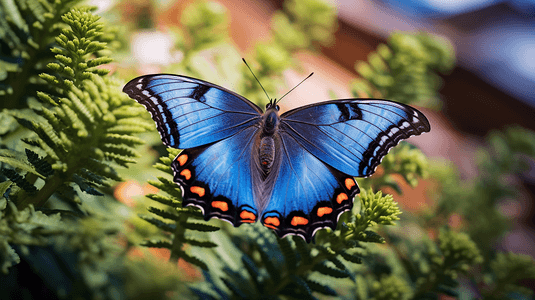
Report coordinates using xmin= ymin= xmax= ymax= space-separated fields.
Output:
xmin=0 ymin=200 xmax=62 ymax=273
xmin=0 ymin=0 xmax=80 ymax=108
xmin=409 ymin=229 xmax=483 ymax=297
xmin=179 ymin=1 xmax=229 ymax=53
xmin=1 ymin=7 xmax=149 ymax=209
xmin=482 ymin=252 xmax=535 ymax=299
xmin=352 ymin=31 xmax=455 ymax=108
xmin=242 ymin=0 xmax=338 ymax=107
xmin=0 ymin=4 xmax=148 ymax=296
xmin=369 ymin=275 xmax=412 ymax=300
xmin=141 ymin=149 xmax=218 ymax=271
xmin=427 ymin=126 xmax=535 ymax=258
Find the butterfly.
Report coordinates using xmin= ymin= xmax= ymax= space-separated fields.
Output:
xmin=123 ymin=74 xmax=430 ymax=242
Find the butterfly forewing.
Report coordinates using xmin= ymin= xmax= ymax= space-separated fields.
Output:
xmin=280 ymin=99 xmax=430 ymax=177
xmin=123 ymin=74 xmax=263 ymax=149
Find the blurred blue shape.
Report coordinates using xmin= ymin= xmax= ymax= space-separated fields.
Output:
xmin=382 ymin=0 xmax=535 ymax=17
xmin=378 ymin=0 xmax=535 ymax=107
xmin=471 ymin=25 xmax=535 ymax=104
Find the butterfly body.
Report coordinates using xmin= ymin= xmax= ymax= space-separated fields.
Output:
xmin=123 ymin=74 xmax=430 ymax=242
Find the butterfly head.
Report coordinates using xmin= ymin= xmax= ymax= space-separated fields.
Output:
xmin=265 ymin=101 xmax=280 ymax=111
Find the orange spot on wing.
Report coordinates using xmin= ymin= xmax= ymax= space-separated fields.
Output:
xmin=177 ymin=154 xmax=188 ymax=166
xmin=180 ymin=169 xmax=191 ymax=180
xmin=345 ymin=178 xmax=356 ymax=190
xmin=211 ymin=201 xmax=228 ymax=211
xmin=264 ymin=216 xmax=280 ymax=229
xmin=240 ymin=210 xmax=256 ymax=223
xmin=291 ymin=216 xmax=309 ymax=226
xmin=317 ymin=207 xmax=333 ymax=217
xmin=190 ymin=186 xmax=205 ymax=197
xmin=336 ymin=193 xmax=348 ymax=204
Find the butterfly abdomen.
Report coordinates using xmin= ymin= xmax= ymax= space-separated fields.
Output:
xmin=259 ymin=136 xmax=275 ymax=172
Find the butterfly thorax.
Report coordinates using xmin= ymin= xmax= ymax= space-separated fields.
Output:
xmin=259 ymin=108 xmax=280 ymax=175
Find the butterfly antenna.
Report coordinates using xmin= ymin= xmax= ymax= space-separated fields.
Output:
xmin=276 ymin=72 xmax=314 ymax=104
xmin=243 ymin=58 xmax=272 ymax=104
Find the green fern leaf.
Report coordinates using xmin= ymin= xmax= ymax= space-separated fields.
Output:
xmin=305 ymin=278 xmax=337 ymax=296
xmin=1 ymin=169 xmax=37 ymax=194
xmin=0 ymin=181 xmax=12 ymax=197
xmin=0 ymin=149 xmax=44 ymax=179
xmin=278 ymin=236 xmax=297 ymax=270
xmin=72 ymin=173 xmax=103 ymax=196
xmin=175 ymin=249 xmax=208 ymax=270
xmin=182 ymin=238 xmax=217 ymax=248
xmin=182 ymin=222 xmax=219 ymax=232
xmin=141 ymin=240 xmax=172 ymax=249
xmin=293 ymin=235 xmax=312 ymax=265
xmin=220 ymin=276 xmax=248 ymax=299
xmin=140 ymin=215 xmax=176 ymax=232
xmin=241 ymin=255 xmax=261 ymax=291
xmin=25 ymin=149 xmax=53 ymax=177
xmin=340 ymin=251 xmax=363 ymax=264
xmin=257 ymin=244 xmax=281 ymax=283
xmin=147 ymin=177 xmax=182 ymax=199
xmin=289 ymin=274 xmax=313 ymax=297
xmin=145 ymin=194 xmax=182 ymax=208
xmin=147 ymin=206 xmax=179 ymax=221
xmin=313 ymin=262 xmax=349 ymax=278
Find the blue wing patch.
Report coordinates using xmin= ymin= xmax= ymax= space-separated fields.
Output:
xmin=260 ymin=131 xmax=359 ymax=242
xmin=171 ymin=125 xmax=261 ymax=226
xmin=280 ymin=99 xmax=430 ymax=177
xmin=123 ymin=74 xmax=262 ymax=148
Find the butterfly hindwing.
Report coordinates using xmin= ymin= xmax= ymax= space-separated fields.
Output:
xmin=123 ymin=74 xmax=263 ymax=148
xmin=280 ymin=99 xmax=430 ymax=177
xmin=171 ymin=125 xmax=261 ymax=226
xmin=260 ymin=131 xmax=359 ymax=242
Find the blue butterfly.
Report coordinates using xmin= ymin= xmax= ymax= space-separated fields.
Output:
xmin=123 ymin=74 xmax=430 ymax=242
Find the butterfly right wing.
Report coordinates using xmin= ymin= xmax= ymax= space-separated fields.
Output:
xmin=171 ymin=125 xmax=263 ymax=226
xmin=123 ymin=74 xmax=263 ymax=149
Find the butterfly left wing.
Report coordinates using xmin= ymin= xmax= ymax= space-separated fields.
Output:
xmin=171 ymin=125 xmax=262 ymax=226
xmin=280 ymin=99 xmax=430 ymax=177
xmin=123 ymin=74 xmax=263 ymax=149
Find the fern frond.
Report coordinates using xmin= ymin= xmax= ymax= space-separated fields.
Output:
xmin=0 ymin=0 xmax=81 ymax=109
xmin=312 ymin=262 xmax=350 ymax=278
xmin=288 ymin=274 xmax=313 ymax=297
xmin=340 ymin=251 xmax=363 ymax=264
xmin=142 ymin=240 xmax=172 ymax=249
xmin=182 ymin=238 xmax=217 ymax=248
xmin=182 ymin=222 xmax=219 ymax=232
xmin=140 ymin=215 xmax=176 ymax=232
xmin=146 ymin=206 xmax=180 ymax=221
xmin=304 ymin=279 xmax=337 ymax=296
xmin=145 ymin=194 xmax=181 ymax=208
xmin=278 ymin=236 xmax=297 ymax=270
xmin=352 ymin=32 xmax=454 ymax=108
xmin=147 ymin=178 xmax=183 ymax=199
xmin=241 ymin=254 xmax=261 ymax=291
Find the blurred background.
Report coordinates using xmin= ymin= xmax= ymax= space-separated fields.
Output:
xmin=99 ymin=0 xmax=535 ymax=256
